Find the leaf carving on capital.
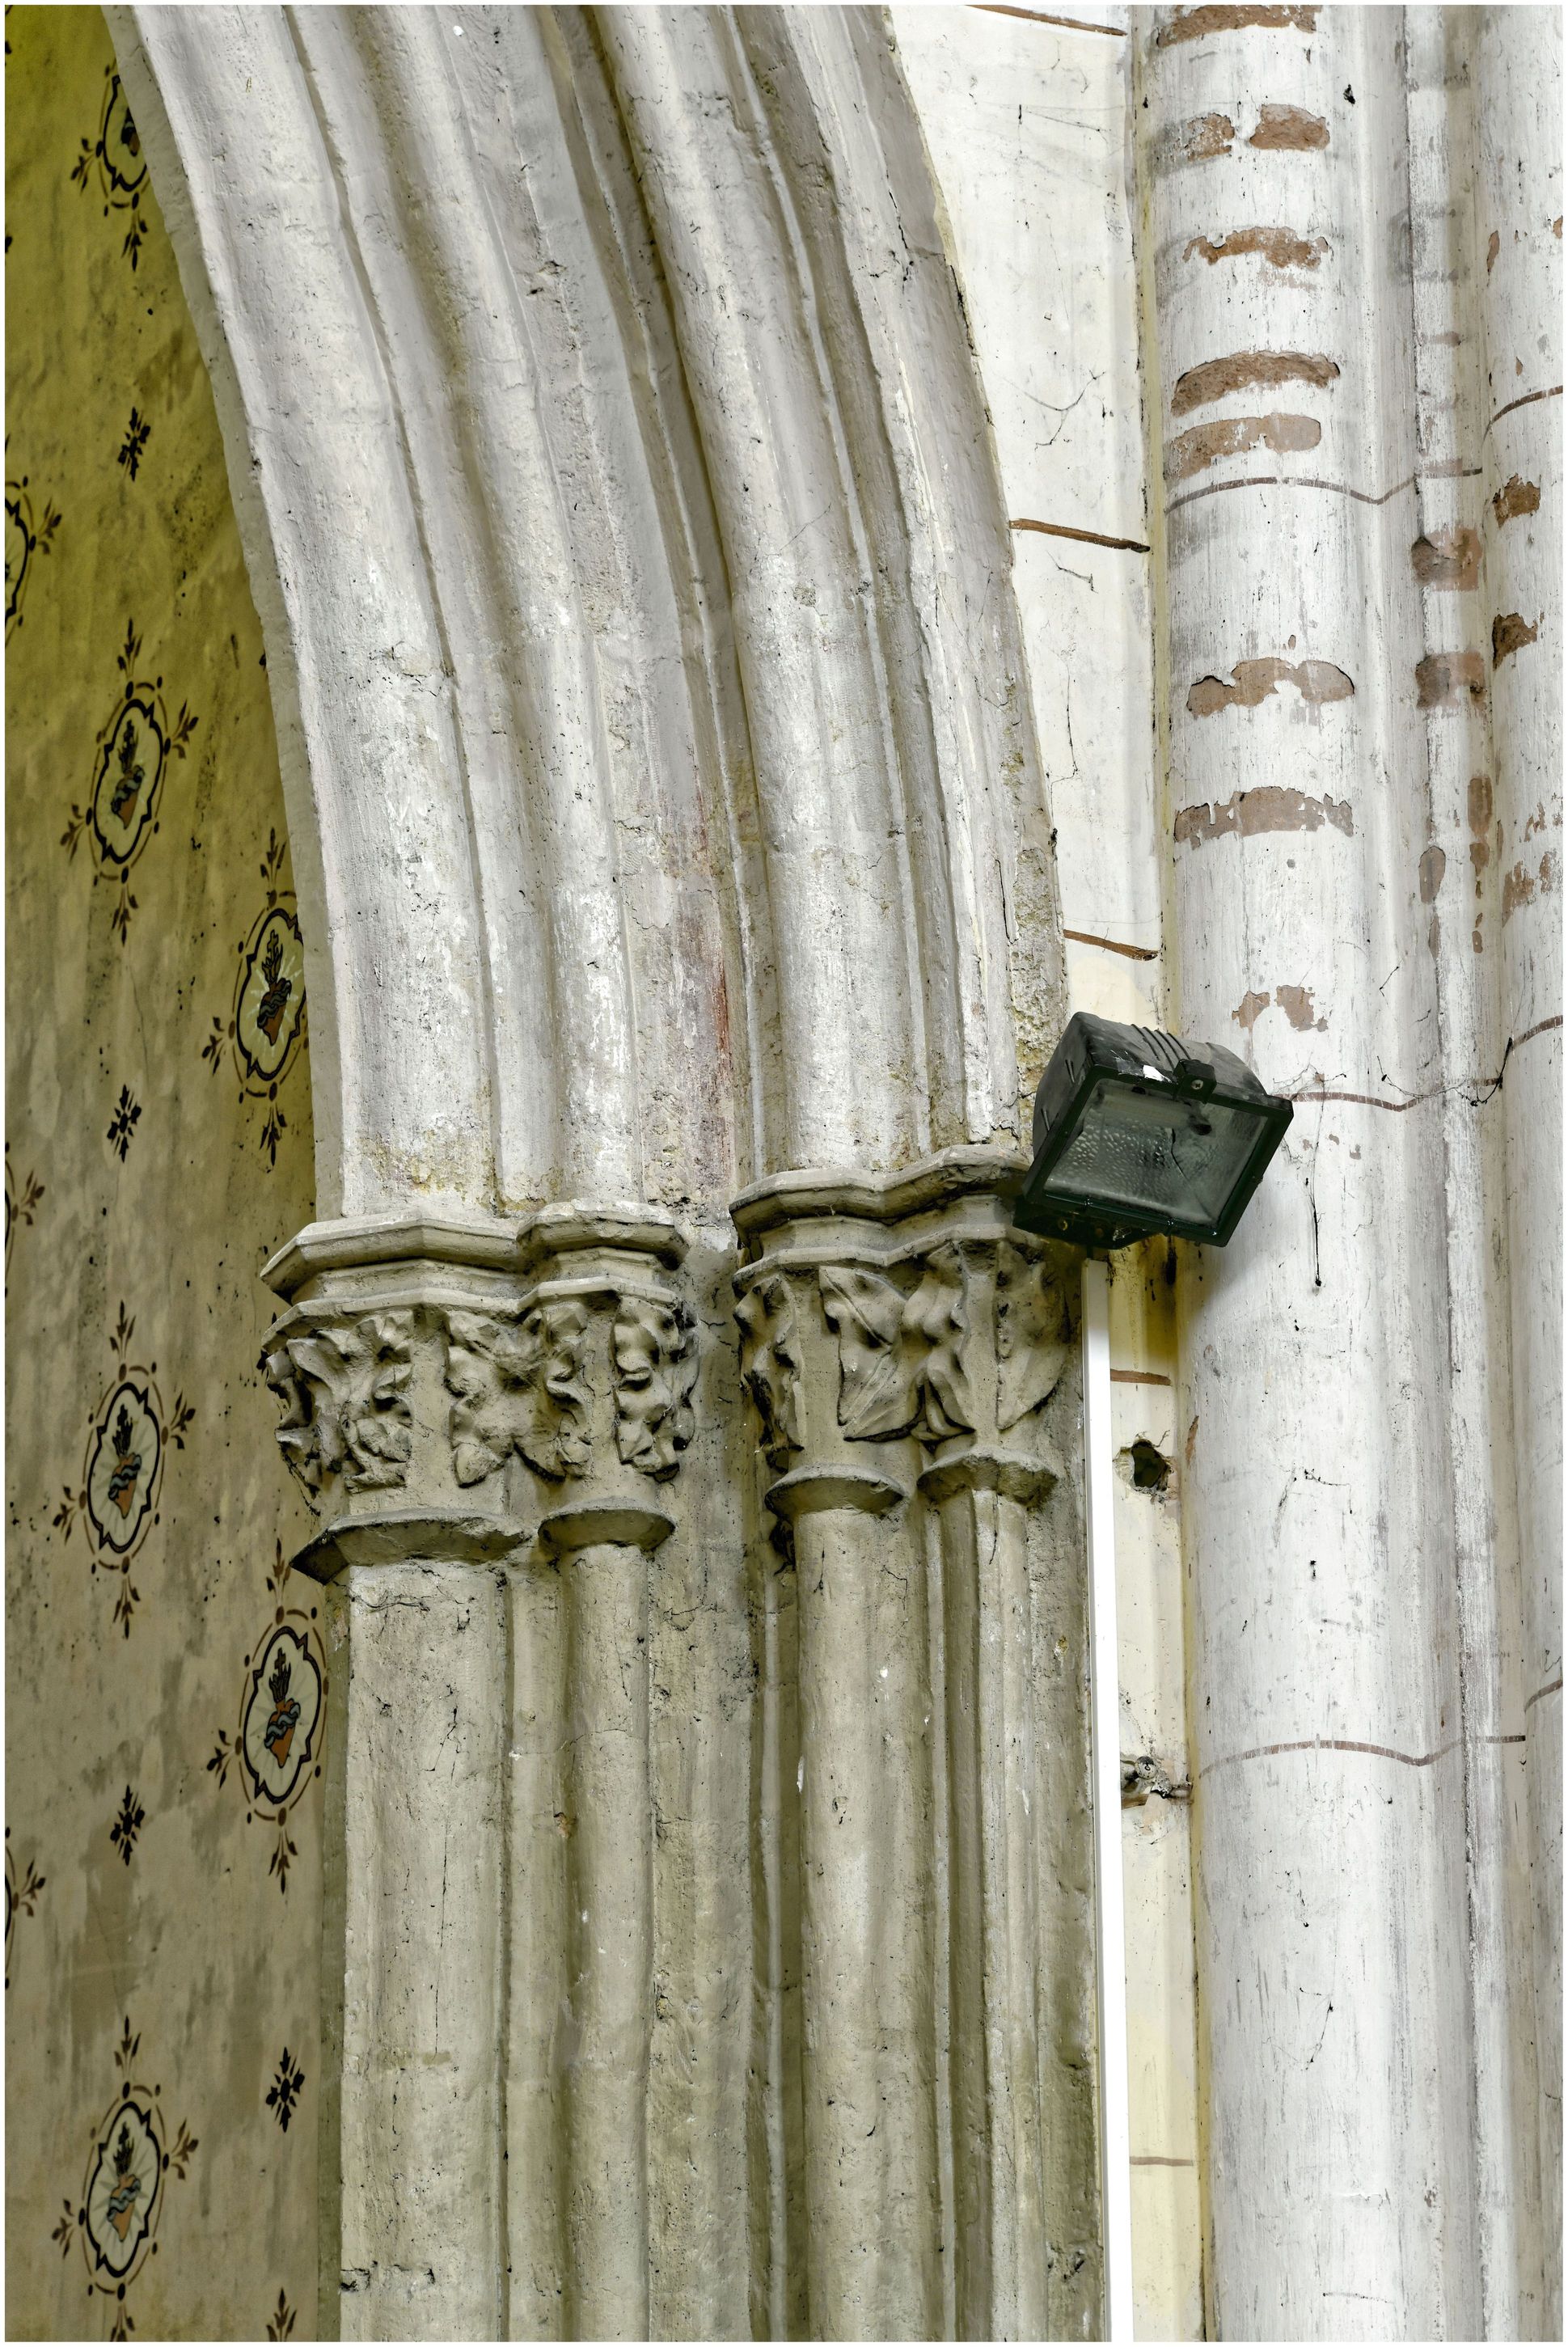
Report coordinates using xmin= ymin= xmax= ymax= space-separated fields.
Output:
xmin=995 ymin=1241 xmax=1070 ymax=1431
xmin=819 ymin=1245 xmax=974 ymax=1444
xmin=612 ymin=1296 xmax=698 ymax=1479
xmin=444 ymin=1302 xmax=593 ymax=1486
xmin=261 ymin=1312 xmax=415 ymax=1498
xmin=736 ymin=1273 xmax=804 ymax=1470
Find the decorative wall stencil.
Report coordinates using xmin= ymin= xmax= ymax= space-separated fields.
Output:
xmin=265 ymin=2047 xmax=305 ymax=2133
xmin=109 ymin=1787 xmax=145 ymax=1867
xmin=61 ymin=622 xmax=197 ymax=943
xmin=5 ymin=1144 xmax=44 ymax=1281
xmin=5 ymin=1829 xmax=46 ymax=1988
xmin=5 ymin=472 xmax=61 ymax=639
xmin=51 ymin=2018 xmax=197 ymax=2341
xmin=266 ymin=2287 xmax=297 ymax=2341
xmin=116 ymin=407 xmax=151 ymax=481
xmin=8 ymin=14 xmax=320 ymax=2329
xmin=207 ymin=1545 xmax=327 ymax=1894
xmin=52 ymin=1304 xmax=195 ymax=1635
xmin=106 ymin=1085 xmax=142 ymax=1161
xmin=202 ymin=831 xmax=307 ymax=1165
xmin=70 ymin=62 xmax=148 ymax=270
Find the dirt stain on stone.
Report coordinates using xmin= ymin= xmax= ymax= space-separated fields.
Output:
xmin=1415 ymin=651 xmax=1486 ymax=708
xmin=1177 ymin=784 xmax=1354 ymax=844
xmin=1248 ymin=103 xmax=1329 ymax=150
xmin=1157 ymin=2 xmax=1318 ymax=42
xmin=1185 ymin=658 xmax=1355 ymax=719
xmin=1173 ymin=350 xmax=1338 ymax=414
xmin=1410 ymin=525 xmax=1481 ymax=590
xmin=1418 ymin=845 xmax=1446 ymax=903
xmin=1184 ymin=225 xmax=1330 ymax=270
xmin=1492 ymin=611 xmax=1538 ymax=666
xmin=1167 ymin=412 xmax=1321 ymax=479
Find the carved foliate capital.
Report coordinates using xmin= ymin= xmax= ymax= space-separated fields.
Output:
xmin=736 ymin=1273 xmax=805 ymax=1471
xmin=612 ymin=1294 xmax=698 ymax=1478
xmin=260 ymin=1209 xmax=697 ymax=1566
xmin=820 ymin=1238 xmax=1068 ymax=1452
xmin=445 ymin=1303 xmax=592 ymax=1485
xmin=261 ymin=1311 xmax=416 ymax=1495
xmin=731 ymin=1152 xmax=1077 ymax=1516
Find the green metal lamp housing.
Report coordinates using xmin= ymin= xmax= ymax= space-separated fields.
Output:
xmin=1012 ymin=1013 xmax=1294 ymax=1251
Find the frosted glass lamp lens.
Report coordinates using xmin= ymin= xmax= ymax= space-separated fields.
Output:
xmin=1041 ymin=1081 xmax=1257 ymax=1225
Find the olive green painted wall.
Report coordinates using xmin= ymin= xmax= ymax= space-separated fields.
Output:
xmin=6 ymin=9 xmax=319 ymax=2337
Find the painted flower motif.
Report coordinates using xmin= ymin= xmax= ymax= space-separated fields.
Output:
xmin=263 ymin=1651 xmax=302 ymax=1767
xmin=86 ymin=1383 xmax=160 ymax=1555
xmin=71 ymin=66 xmax=149 ymax=269
xmin=91 ymin=701 xmax=164 ymax=869
xmin=83 ymin=2099 xmax=161 ymax=2280
xmin=67 ymin=624 xmax=197 ymax=941
xmin=240 ymin=1625 xmax=323 ymax=1812
xmin=4 ymin=476 xmax=61 ymax=640
xmin=235 ymin=906 xmax=306 ymax=1083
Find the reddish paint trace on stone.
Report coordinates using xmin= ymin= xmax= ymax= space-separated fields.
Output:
xmin=1156 ymin=2 xmax=1317 ymax=44
xmin=1486 ymin=230 xmax=1501 ymax=273
xmin=1184 ymin=658 xmax=1355 ymax=719
xmin=1176 ymin=784 xmax=1354 ymax=846
xmin=1415 ymin=651 xmax=1486 ymax=708
xmin=1491 ymin=474 xmax=1541 ymax=526
xmin=1410 ymin=525 xmax=1482 ymax=590
xmin=1167 ymin=412 xmax=1321 ymax=480
xmin=1248 ymin=103 xmax=1329 ymax=150
xmin=1184 ymin=226 xmax=1330 ymax=271
xmin=1172 ymin=350 xmax=1338 ymax=415
xmin=1492 ymin=611 xmax=1539 ymax=666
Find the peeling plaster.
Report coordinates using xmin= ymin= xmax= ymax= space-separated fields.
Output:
xmin=1411 ymin=526 xmax=1483 ymax=589
xmin=1166 ymin=412 xmax=1321 ymax=477
xmin=1248 ymin=104 xmax=1330 ymax=151
xmin=1172 ymin=350 xmax=1339 ymax=413
xmin=1185 ymin=658 xmax=1355 ymax=718
xmin=1176 ymin=784 xmax=1354 ymax=844
xmin=1414 ymin=651 xmax=1487 ymax=707
xmin=1183 ymin=225 xmax=1331 ymax=270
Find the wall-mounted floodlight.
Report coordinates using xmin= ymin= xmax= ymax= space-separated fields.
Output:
xmin=1012 ymin=1013 xmax=1294 ymax=1251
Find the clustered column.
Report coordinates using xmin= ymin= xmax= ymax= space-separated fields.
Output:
xmin=733 ymin=1152 xmax=1084 ymax=2341
xmin=260 ymin=1161 xmax=1086 ymax=2344
xmin=260 ymin=1207 xmax=696 ymax=2343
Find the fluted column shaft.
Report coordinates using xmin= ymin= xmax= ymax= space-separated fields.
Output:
xmin=1472 ymin=16 xmax=1565 ymax=2324
xmin=262 ymin=1207 xmax=695 ymax=2343
xmin=734 ymin=1155 xmax=1083 ymax=2341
